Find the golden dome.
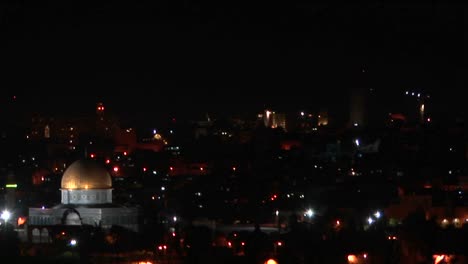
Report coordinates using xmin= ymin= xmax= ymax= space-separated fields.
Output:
xmin=61 ymin=160 xmax=112 ymax=190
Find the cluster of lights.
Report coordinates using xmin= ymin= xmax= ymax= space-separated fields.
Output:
xmin=441 ymin=218 xmax=466 ymax=228
xmin=270 ymin=194 xmax=278 ymax=201
xmin=157 ymin=244 xmax=167 ymax=251
xmin=347 ymin=253 xmax=367 ymax=264
xmin=405 ymin=90 xmax=430 ymax=99
xmin=366 ymin=211 xmax=381 ymax=226
xmin=304 ymin=209 xmax=314 ymax=218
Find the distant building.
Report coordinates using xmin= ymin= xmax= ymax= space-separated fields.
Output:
xmin=318 ymin=109 xmax=329 ymax=126
xmin=28 ymin=102 xmax=119 ymax=144
xmin=27 ymin=159 xmax=139 ymax=243
xmin=349 ymin=87 xmax=366 ymax=127
xmin=259 ymin=110 xmax=287 ymax=130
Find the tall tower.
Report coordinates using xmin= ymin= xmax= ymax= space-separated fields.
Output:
xmin=349 ymin=67 xmax=371 ymax=127
xmin=349 ymin=87 xmax=365 ymax=127
xmin=96 ymin=102 xmax=105 ymax=117
xmin=95 ymin=102 xmax=113 ymax=138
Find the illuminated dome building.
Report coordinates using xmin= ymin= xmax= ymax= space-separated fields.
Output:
xmin=60 ymin=160 xmax=113 ymax=204
xmin=28 ymin=160 xmax=139 ymax=242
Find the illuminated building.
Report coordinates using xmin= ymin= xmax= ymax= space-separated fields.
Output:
xmin=349 ymin=87 xmax=365 ymax=127
xmin=114 ymin=127 xmax=165 ymax=154
xmin=28 ymin=159 xmax=139 ymax=243
xmin=260 ymin=110 xmax=287 ymax=130
xmin=318 ymin=109 xmax=329 ymax=126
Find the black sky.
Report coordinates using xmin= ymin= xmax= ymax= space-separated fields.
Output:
xmin=1 ymin=2 xmax=464 ymax=119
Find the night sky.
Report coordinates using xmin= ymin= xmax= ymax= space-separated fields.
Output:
xmin=1 ymin=2 xmax=464 ymax=120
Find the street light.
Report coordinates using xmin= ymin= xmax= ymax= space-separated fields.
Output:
xmin=305 ymin=209 xmax=314 ymax=218
xmin=1 ymin=210 xmax=11 ymax=232
xmin=1 ymin=210 xmax=10 ymax=224
xmin=374 ymin=211 xmax=381 ymax=219
xmin=69 ymin=239 xmax=77 ymax=246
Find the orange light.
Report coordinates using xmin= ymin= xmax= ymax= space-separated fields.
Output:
xmin=113 ymin=166 xmax=119 ymax=172
xmin=433 ymin=255 xmax=446 ymax=264
xmin=265 ymin=259 xmax=278 ymax=264
xmin=17 ymin=217 xmax=26 ymax=226
xmin=347 ymin=255 xmax=358 ymax=263
xmin=363 ymin=253 xmax=367 ymax=259
xmin=336 ymin=220 xmax=340 ymax=226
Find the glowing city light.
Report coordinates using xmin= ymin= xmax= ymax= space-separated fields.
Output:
xmin=347 ymin=255 xmax=358 ymax=263
xmin=1 ymin=210 xmax=11 ymax=222
xmin=305 ymin=209 xmax=314 ymax=218
xmin=374 ymin=211 xmax=381 ymax=219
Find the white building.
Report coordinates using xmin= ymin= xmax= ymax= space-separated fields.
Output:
xmin=28 ymin=159 xmax=139 ymax=243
